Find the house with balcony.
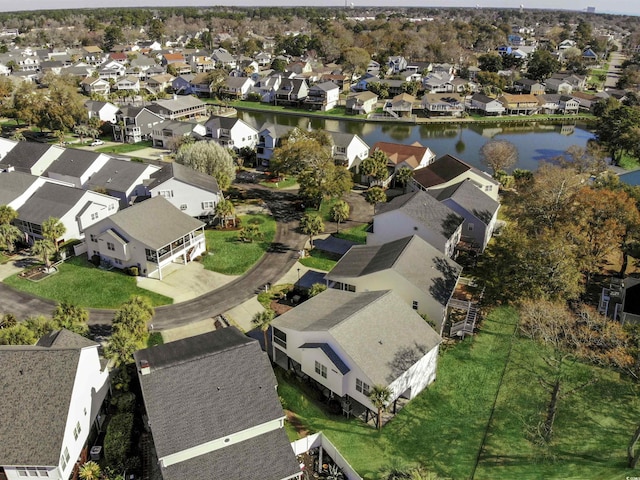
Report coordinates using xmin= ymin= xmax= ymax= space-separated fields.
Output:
xmin=112 ymin=106 xmax=165 ymax=143
xmin=148 ymin=96 xmax=207 ymax=120
xmin=497 ymin=93 xmax=539 ymax=115
xmin=382 ymin=93 xmax=415 ymax=119
xmin=327 ymin=131 xmax=369 ymax=170
xmin=97 ymin=60 xmax=126 ymax=81
xmin=256 ymin=123 xmax=293 ymax=166
xmin=134 ymin=327 xmax=301 ymax=480
xmin=422 ymin=94 xmax=465 ymax=117
xmin=144 ymin=162 xmax=223 ymax=219
xmin=15 ymin=182 xmax=119 ymax=245
xmin=387 ymin=56 xmax=408 ymax=74
xmin=371 ymin=141 xmax=436 ymax=175
xmin=0 ymin=171 xmax=54 ymax=211
xmin=514 ymin=78 xmax=545 ymax=95
xmin=423 ymin=73 xmax=455 ymax=94
xmin=345 ymin=91 xmax=378 ymax=115
xmin=80 ymin=76 xmax=110 ymax=96
xmin=251 ymin=74 xmax=285 ymax=103
xmin=146 ymin=74 xmax=175 ymax=94
xmin=211 ymin=48 xmax=236 ymax=69
xmin=83 ymin=195 xmax=205 ymax=279
xmin=150 ymin=120 xmax=206 ymax=149
xmin=189 ymin=55 xmax=215 ymax=73
xmin=205 ymin=115 xmax=259 ymax=151
xmin=161 ymin=52 xmax=185 ymax=67
xmin=467 ymin=93 xmax=505 ymax=116
xmin=303 ymin=81 xmax=340 ymax=111
xmin=325 ymin=235 xmax=461 ymax=333
xmin=220 ymin=76 xmax=255 ymax=100
xmin=274 ymin=78 xmax=309 ymax=107
xmin=367 ymin=190 xmax=463 ymax=259
xmin=0 ymin=329 xmax=110 ymax=480
xmin=0 ymin=142 xmax=64 ymax=176
xmin=271 ymin=289 xmax=442 ymax=426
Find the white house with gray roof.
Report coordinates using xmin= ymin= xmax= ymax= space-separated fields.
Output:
xmin=325 ymin=235 xmax=461 ymax=333
xmin=0 ymin=141 xmax=65 ymax=176
xmin=271 ymin=289 xmax=442 ymax=422
xmin=143 ymin=162 xmax=222 ymax=219
xmin=44 ymin=149 xmax=111 ymax=188
xmin=150 ymin=120 xmax=206 ymax=149
xmin=15 ymin=182 xmax=119 ymax=245
xmin=205 ymin=115 xmax=259 ymax=151
xmin=0 ymin=171 xmax=52 ymax=210
xmin=328 ymin=131 xmax=369 ymax=169
xmin=148 ymin=96 xmax=207 ymax=120
xmin=368 ymin=190 xmax=463 ymax=258
xmin=256 ymin=123 xmax=294 ymax=166
xmin=83 ymin=195 xmax=205 ymax=279
xmin=134 ymin=327 xmax=301 ymax=480
xmin=0 ymin=329 xmax=110 ymax=480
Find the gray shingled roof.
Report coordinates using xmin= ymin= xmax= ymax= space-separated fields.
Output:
xmin=151 ymin=95 xmax=205 ymax=113
xmin=146 ymin=162 xmax=219 ymax=194
xmin=273 ymin=289 xmax=442 ymax=386
xmin=94 ymin=196 xmax=204 ymax=250
xmin=0 ymin=141 xmax=52 ymax=171
xmin=0 ymin=346 xmax=81 ymax=466
xmin=0 ymin=171 xmax=39 ymax=205
xmin=134 ymin=328 xmax=288 ymax=460
xmin=429 ymin=179 xmax=500 ymax=225
xmin=45 ymin=148 xmax=103 ymax=177
xmin=376 ymin=190 xmax=463 ymax=251
xmin=17 ymin=182 xmax=86 ymax=225
xmin=85 ymin=158 xmax=152 ymax=193
xmin=37 ymin=329 xmax=98 ymax=349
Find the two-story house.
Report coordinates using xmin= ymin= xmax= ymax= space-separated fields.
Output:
xmin=328 ymin=131 xmax=370 ymax=170
xmin=345 ymin=91 xmax=378 ymax=115
xmin=274 ymin=78 xmax=309 ymax=107
xmin=497 ymin=93 xmax=539 ymax=115
xmin=205 ymin=115 xmax=259 ymax=151
xmin=150 ymin=120 xmax=206 ymax=149
xmin=0 ymin=142 xmax=64 ymax=176
xmin=303 ymin=81 xmax=340 ymax=111
xmin=256 ymin=123 xmax=293 ymax=166
xmin=467 ymin=93 xmax=505 ymax=116
xmin=148 ymin=96 xmax=207 ymax=120
xmin=422 ymin=94 xmax=465 ymax=117
xmin=112 ymin=106 xmax=165 ymax=143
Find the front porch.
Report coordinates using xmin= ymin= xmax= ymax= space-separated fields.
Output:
xmin=146 ymin=231 xmax=206 ymax=280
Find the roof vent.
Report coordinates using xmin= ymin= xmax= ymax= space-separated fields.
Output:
xmin=140 ymin=359 xmax=151 ymax=375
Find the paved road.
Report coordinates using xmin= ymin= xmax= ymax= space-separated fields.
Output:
xmin=0 ymin=185 xmax=307 ymax=330
xmin=604 ymin=52 xmax=626 ymax=89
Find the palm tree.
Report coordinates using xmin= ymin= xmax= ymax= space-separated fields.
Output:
xmin=330 ymin=200 xmax=350 ymax=233
xmin=365 ymin=187 xmax=387 ymax=215
xmin=31 ymin=239 xmax=56 ymax=272
xmin=0 ymin=223 xmax=22 ymax=254
xmin=394 ymin=167 xmax=414 ymax=194
xmin=52 ymin=302 xmax=89 ymax=336
xmin=104 ymin=328 xmax=139 ymax=367
xmin=215 ymin=199 xmax=236 ymax=228
xmin=78 ymin=461 xmax=101 ymax=480
xmin=369 ymin=384 xmax=392 ymax=430
xmin=300 ymin=212 xmax=324 ymax=249
xmin=252 ymin=308 xmax=275 ymax=354
xmin=0 ymin=205 xmax=18 ymax=225
xmin=42 ymin=217 xmax=66 ymax=252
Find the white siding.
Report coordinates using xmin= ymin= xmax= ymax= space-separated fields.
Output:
xmin=150 ymin=178 xmax=221 ymax=218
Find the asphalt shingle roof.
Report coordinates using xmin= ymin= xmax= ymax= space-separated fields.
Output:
xmin=0 ymin=141 xmax=55 ymax=172
xmin=45 ymin=149 xmax=103 ymax=177
xmin=0 ymin=171 xmax=39 ymax=205
xmin=146 ymin=162 xmax=220 ymax=194
xmin=429 ymin=179 xmax=500 ymax=225
xmin=85 ymin=158 xmax=153 ymax=194
xmin=17 ymin=182 xmax=86 ymax=225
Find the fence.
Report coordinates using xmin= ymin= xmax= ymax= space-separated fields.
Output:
xmin=291 ymin=432 xmax=362 ymax=480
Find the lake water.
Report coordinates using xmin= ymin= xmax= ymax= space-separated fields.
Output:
xmin=237 ymin=110 xmax=595 ymax=172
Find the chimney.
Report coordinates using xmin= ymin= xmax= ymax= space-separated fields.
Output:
xmin=140 ymin=359 xmax=151 ymax=375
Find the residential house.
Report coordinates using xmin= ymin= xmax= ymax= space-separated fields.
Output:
xmin=371 ymin=141 xmax=436 ymax=176
xmin=271 ymin=289 xmax=442 ymax=422
xmin=146 ymin=74 xmax=175 ymax=94
xmin=80 ymin=76 xmax=110 ymax=96
xmin=320 ymin=73 xmax=350 ymax=92
xmin=354 ymin=74 xmax=379 ymax=92
xmin=411 ymin=154 xmax=500 ymax=201
xmin=0 ymin=329 xmax=110 ymax=480
xmin=189 ymin=55 xmax=215 ymax=73
xmin=514 ymin=78 xmax=545 ymax=95
xmin=151 ymin=120 xmax=206 ymax=149
xmin=345 ymin=91 xmax=378 ymax=115
xmin=286 ymin=61 xmax=312 ymax=75
xmin=582 ymin=48 xmax=598 ymax=62
xmin=256 ymin=123 xmax=293 ymax=166
xmin=80 ymin=46 xmax=105 ymax=65
xmin=558 ymin=95 xmax=580 ymax=114
xmin=251 ymin=74 xmax=284 ymax=103
xmin=0 ymin=171 xmax=53 ymax=211
xmin=255 ymin=51 xmax=272 ymax=67
xmin=220 ymin=76 xmax=255 ymax=100
xmin=421 ymin=94 xmax=465 ymax=117
xmin=83 ymin=196 xmax=205 ymax=279
xmin=211 ymin=48 xmax=236 ymax=69
xmin=161 ymin=52 xmax=186 ymax=67
xmin=97 ymin=60 xmax=126 ymax=80
xmin=144 ymin=162 xmax=223 ymax=219
xmin=325 ymin=235 xmax=461 ymax=333
xmin=0 ymin=142 xmax=64 ymax=176
xmin=189 ymin=72 xmax=216 ymax=97
xmin=383 ymin=93 xmax=415 ymax=119
xmin=428 ymin=179 xmax=500 ymax=252
xmin=570 ymin=91 xmax=599 ymax=112
xmin=113 ymin=106 xmax=165 ymax=143
xmin=545 ymin=77 xmax=573 ymax=94
xmin=620 ymin=170 xmax=640 ymax=187
xmin=328 ymin=131 xmax=369 ymax=169
xmin=129 ymin=55 xmax=158 ymax=74
xmin=205 ymin=115 xmax=259 ymax=151
xmin=84 ymin=158 xmax=160 ymax=209
xmin=468 ymin=93 xmax=505 ymax=116
xmin=547 ymin=73 xmax=586 ymax=93
xmin=16 ymin=182 xmax=119 ymax=245
xmin=84 ymin=100 xmax=119 ymax=124
xmin=0 ymin=137 xmax=16 ymax=159
xmin=148 ymin=96 xmax=207 ymax=120
xmin=134 ymin=328 xmax=301 ymax=480
xmin=113 ymin=75 xmax=139 ymax=93
xmin=366 ymin=60 xmax=381 ymax=75
xmin=422 ymin=73 xmax=454 ymax=94
xmin=274 ymin=78 xmax=309 ymax=106
xmin=367 ymin=190 xmax=463 ymax=258
xmin=497 ymin=93 xmax=539 ymax=115
xmin=304 ymin=81 xmax=340 ymax=111
xmin=388 ymin=56 xmax=408 ymax=73
xmin=45 ymin=149 xmax=111 ymax=188
xmin=137 ymin=40 xmax=162 ymax=51
xmin=599 ymin=277 xmax=640 ymax=323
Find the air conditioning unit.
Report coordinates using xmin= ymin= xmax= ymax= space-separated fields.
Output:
xmin=90 ymin=446 xmax=102 ymax=461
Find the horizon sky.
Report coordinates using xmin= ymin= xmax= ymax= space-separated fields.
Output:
xmin=0 ymin=0 xmax=638 ymax=16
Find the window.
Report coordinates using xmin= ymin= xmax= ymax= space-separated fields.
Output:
xmin=356 ymin=378 xmax=370 ymax=396
xmin=90 ymin=234 xmax=97 ymax=243
xmin=108 ymin=204 xmax=115 ymax=211
xmin=114 ymin=258 xmax=122 ymax=265
xmin=484 ymin=185 xmax=493 ymax=192
xmin=16 ymin=468 xmax=48 ymax=477
xmin=73 ymin=421 xmax=81 ymax=440
xmin=468 ymin=223 xmax=474 ymax=231
xmin=412 ymin=301 xmax=419 ymax=310
xmin=159 ymin=190 xmax=173 ymax=198
xmin=315 ymin=360 xmax=327 ymax=378
xmin=202 ymin=201 xmax=214 ymax=209
xmin=344 ymin=284 xmax=356 ymax=292
xmin=60 ymin=446 xmax=70 ymax=471
xmin=91 ymin=212 xmax=99 ymax=220
xmin=107 ymin=242 xmax=115 ymax=251
xmin=273 ymin=328 xmax=287 ymax=348
xmin=180 ymin=204 xmax=188 ymax=211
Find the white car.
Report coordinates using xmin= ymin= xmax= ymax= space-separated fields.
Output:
xmin=90 ymin=140 xmax=104 ymax=146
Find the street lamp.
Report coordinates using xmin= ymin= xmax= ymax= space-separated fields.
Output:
xmin=297 ymin=268 xmax=301 ymax=286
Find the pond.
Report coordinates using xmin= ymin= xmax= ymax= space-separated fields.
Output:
xmin=237 ymin=110 xmax=595 ymax=172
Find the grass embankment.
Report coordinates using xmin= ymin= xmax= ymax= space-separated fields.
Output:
xmin=334 ymin=223 xmax=368 ymax=244
xmin=203 ymin=214 xmax=276 ymax=275
xmin=259 ymin=176 xmax=299 ymax=189
xmin=279 ymin=307 xmax=640 ymax=479
xmin=96 ymin=141 xmax=153 ymax=154
xmin=298 ymin=250 xmax=337 ymax=272
xmin=222 ymin=100 xmax=365 ymax=120
xmin=3 ymin=256 xmax=172 ymax=309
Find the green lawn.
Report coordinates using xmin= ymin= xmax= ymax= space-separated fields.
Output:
xmin=0 ymin=252 xmax=9 ymax=264
xmin=203 ymin=214 xmax=276 ymax=275
xmin=306 ymin=198 xmax=340 ymax=223
xmin=298 ymin=250 xmax=337 ymax=272
xmin=259 ymin=176 xmax=299 ymax=189
xmin=147 ymin=331 xmax=164 ymax=347
xmin=3 ymin=256 xmax=172 ymax=309
xmin=228 ymin=100 xmax=365 ymax=120
xmin=279 ymin=307 xmax=640 ymax=479
xmin=96 ymin=141 xmax=153 ymax=154
xmin=619 ymin=153 xmax=640 ymax=170
xmin=334 ymin=224 xmax=369 ymax=244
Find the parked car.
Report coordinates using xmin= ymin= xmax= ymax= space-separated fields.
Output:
xmin=91 ymin=140 xmax=104 ymax=146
